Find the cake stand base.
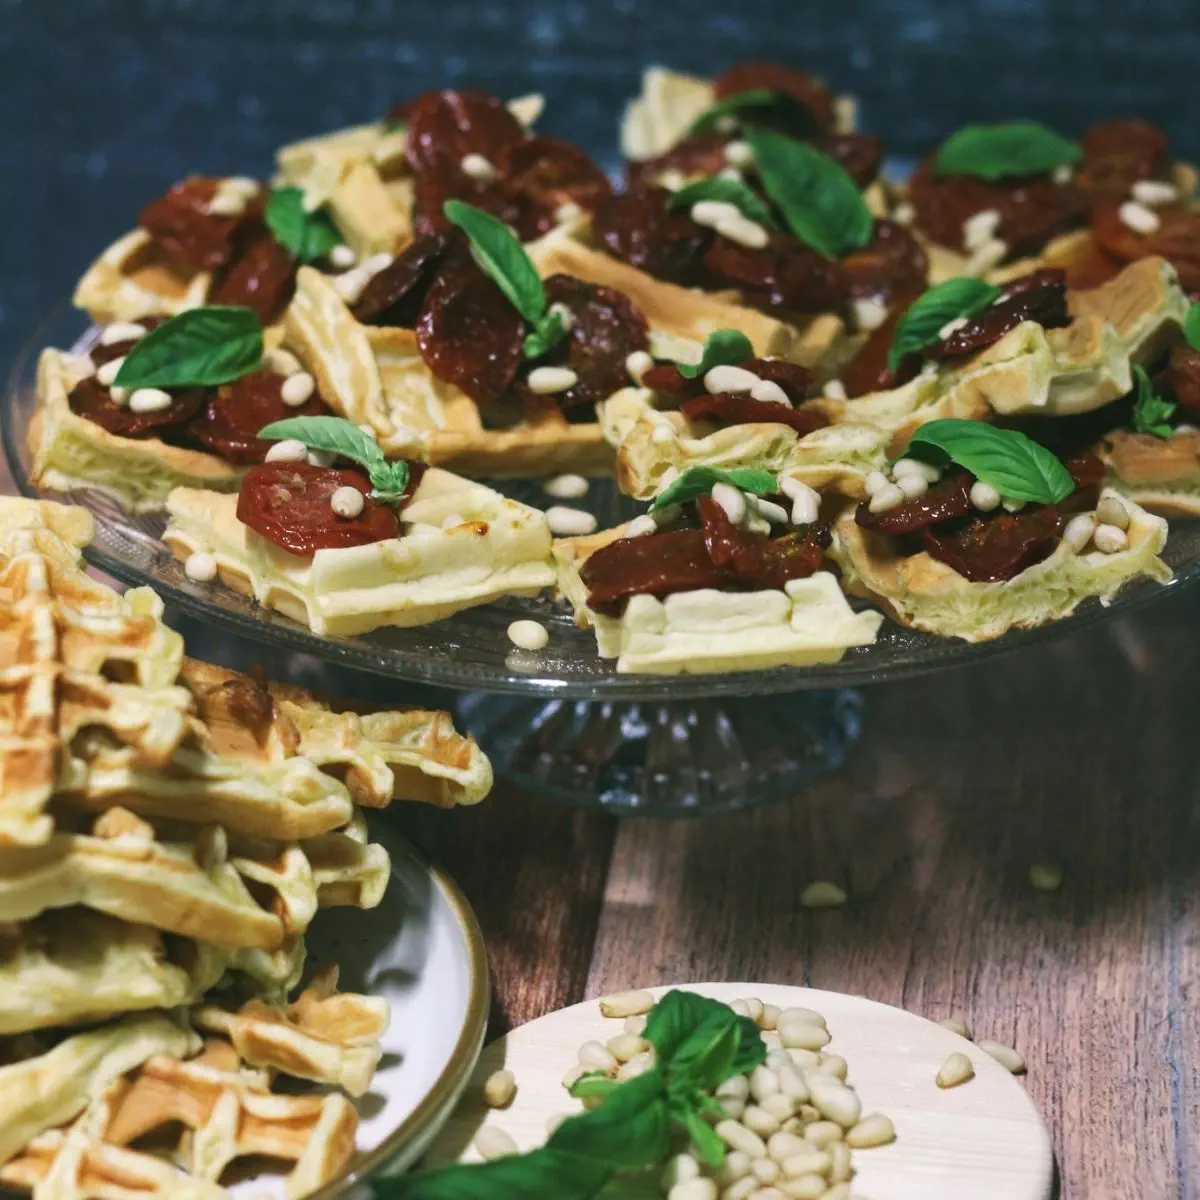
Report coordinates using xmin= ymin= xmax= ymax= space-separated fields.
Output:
xmin=455 ymin=689 xmax=863 ymax=816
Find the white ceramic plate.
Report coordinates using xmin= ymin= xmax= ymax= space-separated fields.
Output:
xmin=425 ymin=981 xmax=1054 ymax=1200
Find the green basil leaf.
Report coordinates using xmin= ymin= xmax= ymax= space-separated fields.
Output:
xmin=370 ymin=458 xmax=412 ymax=503
xmin=933 ymin=121 xmax=1082 ymax=182
xmin=114 ymin=306 xmax=263 ymax=390
xmin=900 ymin=418 xmax=1075 ymax=504
xmin=569 ymin=1072 xmax=620 ymax=1102
xmin=888 ymin=278 xmax=1003 ymax=372
xmin=375 ymin=1147 xmax=613 ymax=1200
xmin=1130 ymin=365 xmax=1176 ymax=439
xmin=677 ymin=1103 xmax=727 ymax=1168
xmin=689 ymin=89 xmax=817 ymax=138
xmin=742 ymin=126 xmax=872 ymax=260
xmin=522 ymin=308 xmax=570 ymax=359
xmin=443 ymin=199 xmax=546 ymax=323
xmin=1184 ymin=302 xmax=1200 ymax=352
xmin=384 ymin=118 xmax=407 ymax=134
xmin=650 ymin=466 xmax=779 ymax=512
xmin=666 ymin=176 xmax=779 ymax=230
xmin=676 ymin=329 xmax=755 ymax=380
xmin=265 ymin=187 xmax=343 ymax=263
xmin=548 ymin=1069 xmax=671 ymax=1170
xmin=668 ymin=1011 xmax=765 ymax=1092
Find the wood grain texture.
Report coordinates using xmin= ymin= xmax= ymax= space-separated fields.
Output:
xmin=585 ymin=589 xmax=1200 ymax=1200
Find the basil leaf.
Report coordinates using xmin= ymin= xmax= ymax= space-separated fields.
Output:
xmin=523 ymin=308 xmax=570 ymax=360
xmin=1184 ymin=302 xmax=1200 ymax=352
xmin=900 ymin=418 xmax=1075 ymax=504
xmin=376 ymin=1147 xmax=613 ymax=1200
xmin=443 ymin=199 xmax=546 ymax=324
xmin=667 ymin=177 xmax=780 ymax=230
xmin=677 ymin=1103 xmax=726 ymax=1168
xmin=668 ymin=1012 xmax=765 ymax=1092
xmin=114 ymin=306 xmax=263 ymax=390
xmin=1130 ymin=365 xmax=1176 ymax=439
xmin=385 ymin=118 xmax=407 ymax=134
xmin=934 ymin=121 xmax=1082 ymax=182
xmin=569 ymin=1072 xmax=620 ymax=1102
xmin=548 ymin=1069 xmax=671 ymax=1170
xmin=651 ymin=466 xmax=779 ymax=513
xmin=676 ymin=329 xmax=755 ymax=380
xmin=888 ymin=278 xmax=1003 ymax=372
xmin=742 ymin=126 xmax=872 ymax=260
xmin=265 ymin=187 xmax=343 ymax=263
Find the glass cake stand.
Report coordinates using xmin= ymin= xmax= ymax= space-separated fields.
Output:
xmin=8 ymin=306 xmax=1200 ymax=814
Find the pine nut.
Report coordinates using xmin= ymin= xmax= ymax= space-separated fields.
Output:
xmin=625 ymin=514 xmax=658 ymax=537
xmin=777 ymin=1063 xmax=810 ymax=1103
xmin=723 ymin=1098 xmax=747 ymax=1120
xmin=1092 ymin=523 xmax=1128 ymax=554
xmin=329 ymin=244 xmax=358 ymax=269
xmin=846 ymin=1113 xmax=895 ymax=1149
xmin=663 ymin=1153 xmax=702 ymax=1188
xmin=669 ymin=1179 xmax=718 ymax=1200
xmin=740 ymin=997 xmax=765 ymax=1024
xmin=938 ymin=315 xmax=969 ymax=340
xmin=1062 ymin=513 xmax=1097 ymax=553
xmin=623 ymin=1013 xmax=648 ymax=1035
xmin=767 ymin=1131 xmax=808 ymax=1162
xmin=780 ymin=1150 xmax=831 ymax=1178
xmin=761 ymin=1093 xmax=798 ymax=1121
xmin=716 ymin=1150 xmax=752 ymax=1186
xmin=1030 ymin=863 xmax=1063 ymax=891
xmin=804 ymin=1120 xmax=843 ymax=1148
xmin=473 ymin=1126 xmax=517 ymax=1159
xmin=543 ymin=473 xmax=590 ymax=500
xmin=936 ymin=1051 xmax=975 ymax=1088
xmin=184 ymin=552 xmax=217 ymax=583
xmin=779 ymin=1018 xmax=831 ymax=1051
xmin=893 ymin=457 xmax=941 ymax=482
xmin=962 ymin=208 xmax=1001 ymax=250
xmin=725 ymin=140 xmax=756 ymax=167
xmin=716 ymin=212 xmax=770 ymax=249
xmin=561 ymin=1063 xmax=585 ymax=1090
xmin=780 ymin=1174 xmax=826 ymax=1198
xmin=264 ymin=438 xmax=308 ymax=463
xmin=1118 ymin=200 xmax=1160 ymax=234
xmin=977 ymin=1038 xmax=1026 ymax=1074
xmin=892 ymin=201 xmax=915 ymax=225
xmin=281 ymin=372 xmax=315 ymax=406
xmin=483 ymin=1069 xmax=516 ymax=1108
xmin=800 ymin=882 xmax=848 ymax=909
xmin=330 ymin=486 xmax=365 ymax=519
xmin=716 ymin=1119 xmax=768 ymax=1159
xmin=897 ymin=472 xmax=928 ymax=498
xmin=761 ymin=1003 xmax=781 ymax=1031
xmin=815 ymin=1054 xmax=848 ymax=1081
xmin=129 ymin=387 xmax=173 ymax=414
xmin=787 ymin=1049 xmax=822 ymax=1070
xmin=867 ymin=483 xmax=905 ymax=513
xmin=545 ymin=1112 xmax=569 ymax=1135
xmin=723 ymin=1178 xmax=759 ymax=1200
xmin=1096 ymin=494 xmax=1131 ymax=530
xmin=750 ymin=1065 xmax=781 ymax=1102
xmin=527 ymin=366 xmax=579 ymax=394
xmin=625 ymin=350 xmax=654 ymax=382
xmin=823 ymin=378 xmax=847 ymax=400
xmin=705 ymin=364 xmax=761 ymax=394
xmin=822 ymin=1184 xmax=852 ymax=1200
xmin=606 ymin=1033 xmax=650 ymax=1063
xmin=828 ymin=1140 xmax=852 ymax=1181
xmin=783 ymin=1008 xmax=827 ymax=1029
xmin=747 ymin=1186 xmax=787 ymax=1200
xmin=970 ymin=480 xmax=1001 ymax=511
xmin=718 ymin=1074 xmax=752 ymax=1101
xmin=752 ymin=1159 xmax=782 ymax=1183
xmin=617 ymin=1051 xmax=655 ymax=1080
xmin=853 ymin=297 xmax=889 ymax=332
xmin=936 ymin=1016 xmax=972 ymax=1039
xmin=100 ymin=321 xmax=147 ymax=345
xmin=1131 ymin=179 xmax=1179 ymax=206
xmin=744 ymin=1104 xmax=782 ymax=1137
xmin=863 ymin=470 xmax=889 ymax=496
xmin=460 ymin=152 xmax=497 ymax=181
xmin=577 ymin=1041 xmax=617 ymax=1072
xmin=691 ymin=199 xmax=743 ymax=227
xmin=546 ymin=505 xmax=598 ymax=536
xmin=807 ymin=1076 xmax=861 ymax=1127
xmin=712 ymin=482 xmax=748 ymax=524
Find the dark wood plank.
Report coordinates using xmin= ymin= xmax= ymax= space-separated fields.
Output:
xmin=586 ymin=589 xmax=1200 ymax=1200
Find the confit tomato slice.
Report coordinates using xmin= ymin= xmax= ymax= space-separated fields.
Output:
xmin=210 ymin=232 xmax=297 ymax=324
xmin=498 ymin=137 xmax=612 ymax=238
xmin=921 ymin=505 xmax=1062 ymax=582
xmin=681 ymin=393 xmax=828 ymax=435
xmin=838 ymin=300 xmax=922 ymax=398
xmin=236 ymin=463 xmax=401 ymax=557
xmin=625 ymin=133 xmax=730 ymax=190
xmin=353 ymin=233 xmax=452 ymax=327
xmin=703 ymin=232 xmax=846 ymax=313
xmin=188 ymin=370 xmax=330 ymax=465
xmin=840 ymin=219 xmax=928 ymax=305
xmin=1167 ymin=344 xmax=1200 ymax=417
xmin=927 ymin=268 xmax=1070 ymax=360
xmin=713 ymin=60 xmax=834 ymax=134
xmin=405 ymin=88 xmax=527 ymax=176
xmin=816 ymin=132 xmax=884 ymax=189
xmin=697 ymin=496 xmax=829 ymax=587
xmin=69 ymin=376 xmax=205 ymax=439
xmin=415 ymin=261 xmax=524 ymax=405
xmin=855 ymin=473 xmax=973 ymax=534
xmin=592 ymin=186 xmax=713 ymax=286
xmin=1076 ymin=118 xmax=1171 ymax=204
xmin=1092 ymin=203 xmax=1200 ymax=296
xmin=139 ymin=177 xmax=264 ymax=273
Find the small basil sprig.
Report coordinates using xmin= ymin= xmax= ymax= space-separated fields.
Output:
xmin=1184 ymin=302 xmax=1200 ymax=352
xmin=257 ymin=415 xmax=411 ymax=502
xmin=651 ymin=465 xmax=779 ymax=512
xmin=113 ymin=306 xmax=263 ymax=390
xmin=443 ymin=199 xmax=568 ymax=359
xmin=899 ymin=418 xmax=1074 ymax=504
xmin=667 ymin=176 xmax=779 ymax=230
xmin=265 ymin=187 xmax=344 ymax=263
xmin=1130 ymin=365 xmax=1176 ymax=439
xmin=934 ymin=121 xmax=1081 ymax=181
xmin=741 ymin=126 xmax=872 ymax=260
xmin=677 ymin=329 xmax=755 ymax=380
xmin=888 ymin=278 xmax=1003 ymax=372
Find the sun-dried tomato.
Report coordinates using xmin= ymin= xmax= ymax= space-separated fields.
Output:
xmin=816 ymin=133 xmax=884 ymax=189
xmin=927 ymin=268 xmax=1069 ymax=360
xmin=1092 ymin=202 xmax=1200 ymax=296
xmin=713 ymin=60 xmax=834 ymax=134
xmin=188 ymin=370 xmax=330 ymax=465
xmin=908 ymin=157 xmax=1086 ymax=259
xmin=353 ymin=233 xmax=451 ymax=327
xmin=405 ymin=89 xmax=527 ymax=177
xmin=237 ymin=463 xmax=402 ymax=557
xmin=703 ymin=232 xmax=846 ymax=313
xmin=1166 ymin=344 xmax=1200 ymax=417
xmin=625 ymin=133 xmax=731 ymax=190
xmin=415 ymin=261 xmax=524 ymax=405
xmin=581 ymin=529 xmax=733 ymax=615
xmin=209 ymin=232 xmax=297 ymax=324
xmin=535 ymin=274 xmax=649 ymax=408
xmin=592 ymin=186 xmax=714 ymax=286
xmin=69 ymin=376 xmax=205 ymax=440
xmin=698 ymin=495 xmax=829 ymax=586
xmin=681 ymin=392 xmax=829 ymax=435
xmin=139 ymin=178 xmax=264 ymax=273
xmin=642 ymin=357 xmax=812 ymax=403
xmin=921 ymin=505 xmax=1062 ymax=582
xmin=840 ymin=219 xmax=928 ymax=305
xmin=1076 ymin=118 xmax=1171 ymax=205
xmin=837 ymin=301 xmax=923 ymax=398
xmin=856 ymin=473 xmax=973 ymax=534
xmin=497 ymin=137 xmax=612 ymax=238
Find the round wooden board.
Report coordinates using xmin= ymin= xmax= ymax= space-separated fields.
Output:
xmin=424 ymin=982 xmax=1054 ymax=1200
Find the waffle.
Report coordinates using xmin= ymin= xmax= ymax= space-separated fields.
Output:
xmin=1098 ymin=428 xmax=1200 ymax=517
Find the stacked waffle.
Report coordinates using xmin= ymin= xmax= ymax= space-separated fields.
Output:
xmin=0 ymin=497 xmax=492 ymax=1198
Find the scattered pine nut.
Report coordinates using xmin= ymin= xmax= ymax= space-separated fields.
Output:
xmin=800 ymin=881 xmax=848 ymax=908
xmin=473 ymin=1125 xmax=517 ymax=1159
xmin=1029 ymin=863 xmax=1064 ymax=891
xmin=668 ymin=1176 xmax=717 ymax=1200
xmin=760 ymin=1003 xmax=781 ymax=1031
xmin=846 ymin=1113 xmax=896 ymax=1149
xmin=605 ymin=1033 xmax=649 ymax=1063
xmin=804 ymin=1119 xmax=844 ymax=1148
xmin=577 ymin=1040 xmax=618 ymax=1072
xmin=599 ymin=989 xmax=655 ymax=1018
xmin=936 ymin=1017 xmax=972 ymax=1040
xmin=936 ymin=1051 xmax=975 ymax=1089
xmin=977 ymin=1038 xmax=1027 ymax=1074
xmin=482 ymin=1068 xmax=516 ymax=1109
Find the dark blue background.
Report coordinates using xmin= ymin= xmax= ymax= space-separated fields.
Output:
xmin=4 ymin=0 xmax=1198 ymax=371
